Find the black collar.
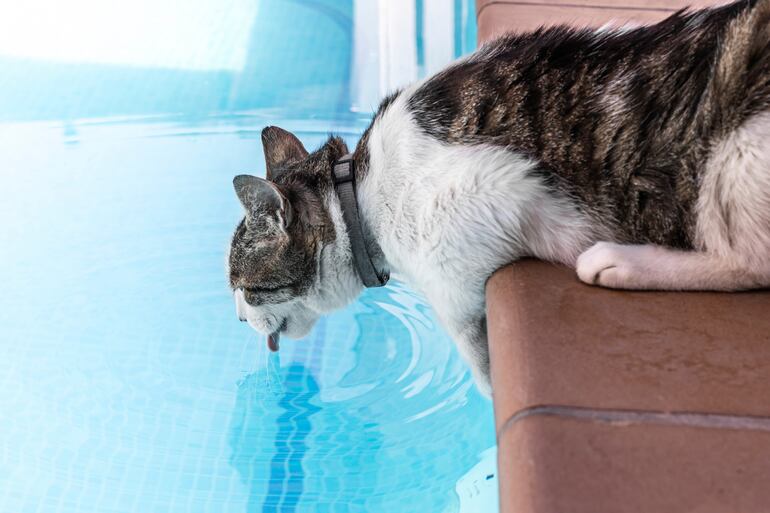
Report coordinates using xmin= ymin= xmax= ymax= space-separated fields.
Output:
xmin=332 ymin=154 xmax=389 ymax=288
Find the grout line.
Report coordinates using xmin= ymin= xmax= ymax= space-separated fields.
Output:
xmin=498 ymin=404 xmax=770 ymax=438
xmin=476 ymin=1 xmax=679 ymax=19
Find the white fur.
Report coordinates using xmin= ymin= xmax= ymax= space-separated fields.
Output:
xmin=356 ymin=90 xmax=598 ymax=391
xmin=577 ymin=112 xmax=770 ymax=291
xmin=696 ymin=112 xmax=770 ymax=268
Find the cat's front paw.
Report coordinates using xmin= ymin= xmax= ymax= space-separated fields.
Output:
xmin=576 ymin=242 xmax=649 ymax=289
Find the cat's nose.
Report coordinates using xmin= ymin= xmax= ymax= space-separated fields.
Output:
xmin=239 ymin=315 xmax=247 ymax=322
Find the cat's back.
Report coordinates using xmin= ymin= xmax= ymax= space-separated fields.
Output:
xmin=409 ymin=0 xmax=763 ymax=148
xmin=404 ymin=0 xmax=770 ymax=248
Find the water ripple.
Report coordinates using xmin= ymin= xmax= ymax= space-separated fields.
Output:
xmin=229 ymin=280 xmax=494 ymax=511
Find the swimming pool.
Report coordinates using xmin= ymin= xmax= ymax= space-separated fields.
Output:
xmin=0 ymin=1 xmax=497 ymax=511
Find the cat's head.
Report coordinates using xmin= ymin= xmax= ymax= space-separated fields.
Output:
xmin=227 ymin=126 xmax=363 ymax=350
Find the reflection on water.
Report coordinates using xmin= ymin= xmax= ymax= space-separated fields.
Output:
xmin=0 ymin=1 xmax=493 ymax=512
xmin=230 ymin=365 xmax=324 ymax=513
xmin=228 ymin=282 xmax=494 ymax=512
xmin=0 ymin=112 xmax=495 ymax=513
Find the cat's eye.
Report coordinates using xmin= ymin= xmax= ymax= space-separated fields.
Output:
xmin=242 ymin=285 xmax=294 ymax=305
xmin=244 ymin=285 xmax=284 ymax=294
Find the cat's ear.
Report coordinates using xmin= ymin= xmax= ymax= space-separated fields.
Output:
xmin=233 ymin=175 xmax=293 ymax=228
xmin=261 ymin=126 xmax=308 ymax=180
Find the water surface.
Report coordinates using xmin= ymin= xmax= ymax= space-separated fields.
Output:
xmin=0 ymin=1 xmax=496 ymax=511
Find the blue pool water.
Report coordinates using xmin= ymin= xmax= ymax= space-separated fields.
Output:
xmin=0 ymin=1 xmax=497 ymax=512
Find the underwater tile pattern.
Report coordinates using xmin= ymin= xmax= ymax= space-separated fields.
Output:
xmin=0 ymin=1 xmax=495 ymax=512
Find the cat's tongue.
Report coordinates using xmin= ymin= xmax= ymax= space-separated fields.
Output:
xmin=267 ymin=332 xmax=280 ymax=352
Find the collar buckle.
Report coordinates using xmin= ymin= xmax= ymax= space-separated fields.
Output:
xmin=332 ymin=156 xmax=355 ymax=184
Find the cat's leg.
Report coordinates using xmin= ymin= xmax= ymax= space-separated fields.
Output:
xmin=453 ymin=317 xmax=491 ymax=396
xmin=424 ymin=284 xmax=492 ymax=396
xmin=576 ymin=241 xmax=770 ymax=291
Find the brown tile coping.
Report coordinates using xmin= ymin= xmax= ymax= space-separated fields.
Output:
xmin=476 ymin=0 xmax=721 ymax=43
xmin=486 ymin=261 xmax=770 ymax=512
xmin=486 ymin=261 xmax=770 ymax=433
xmin=498 ymin=414 xmax=770 ymax=513
xmin=478 ymin=0 xmax=716 ymax=10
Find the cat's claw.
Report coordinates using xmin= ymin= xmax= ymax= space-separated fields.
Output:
xmin=576 ymin=241 xmax=647 ymax=289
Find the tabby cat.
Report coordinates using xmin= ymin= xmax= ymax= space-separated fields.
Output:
xmin=228 ymin=0 xmax=770 ymax=393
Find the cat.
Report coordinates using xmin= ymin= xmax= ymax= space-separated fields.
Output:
xmin=228 ymin=0 xmax=770 ymax=394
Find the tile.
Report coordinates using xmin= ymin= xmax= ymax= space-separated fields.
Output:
xmin=498 ymin=413 xmax=770 ymax=513
xmin=486 ymin=261 xmax=770 ymax=432
xmin=476 ymin=1 xmax=723 ymax=43
xmin=478 ymin=0 xmax=721 ymax=11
